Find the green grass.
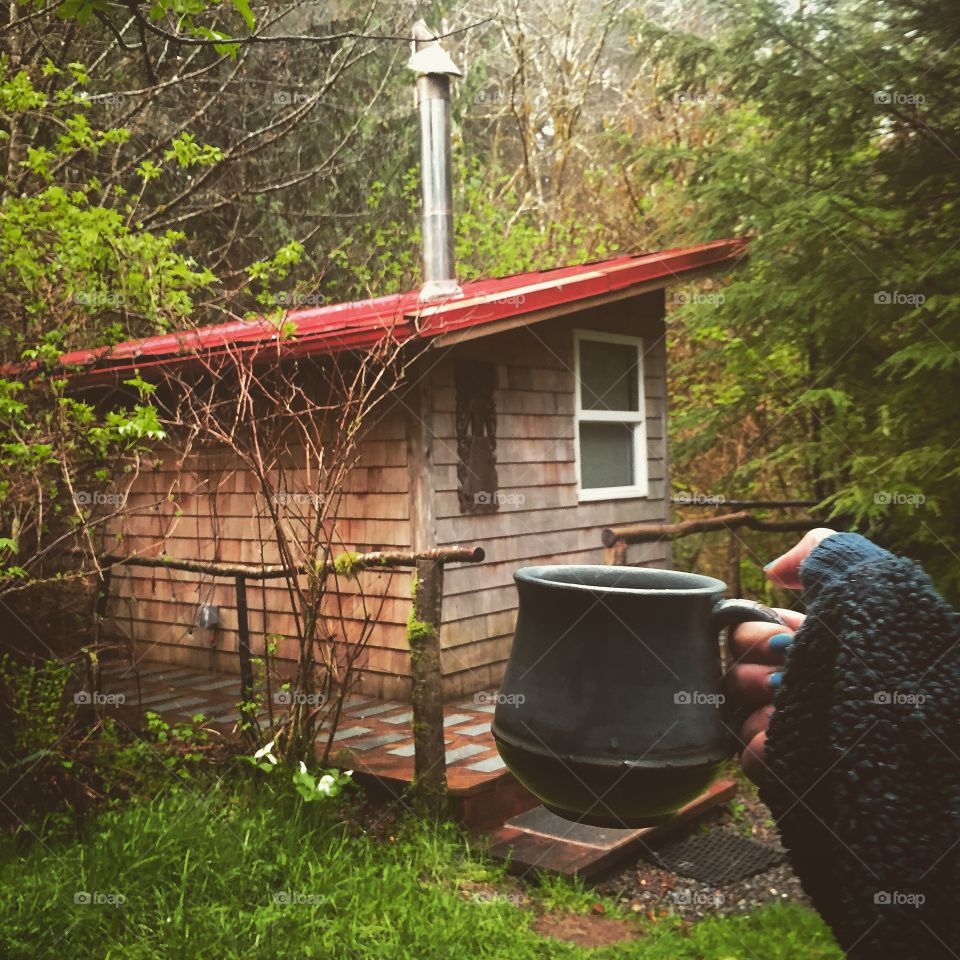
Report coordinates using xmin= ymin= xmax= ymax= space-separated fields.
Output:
xmin=0 ymin=778 xmax=842 ymax=960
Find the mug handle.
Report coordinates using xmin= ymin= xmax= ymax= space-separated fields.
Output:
xmin=710 ymin=599 xmax=787 ymax=632
xmin=711 ymin=599 xmax=788 ymax=751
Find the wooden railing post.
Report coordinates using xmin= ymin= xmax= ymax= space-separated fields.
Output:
xmin=409 ymin=557 xmax=449 ymax=818
xmin=726 ymin=528 xmax=742 ymax=598
xmin=234 ymin=574 xmax=255 ymax=732
xmin=603 ymin=539 xmax=628 ymax=566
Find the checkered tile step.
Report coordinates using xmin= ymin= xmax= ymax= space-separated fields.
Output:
xmin=330 ymin=696 xmax=505 ymax=775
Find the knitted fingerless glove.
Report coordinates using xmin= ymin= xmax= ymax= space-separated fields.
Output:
xmin=762 ymin=533 xmax=960 ymax=958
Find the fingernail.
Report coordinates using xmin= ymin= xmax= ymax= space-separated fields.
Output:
xmin=769 ymin=671 xmax=783 ymax=688
xmin=764 ymin=554 xmax=786 ymax=572
xmin=768 ymin=633 xmax=793 ymax=651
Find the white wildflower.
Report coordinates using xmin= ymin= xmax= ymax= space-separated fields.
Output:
xmin=254 ymin=740 xmax=278 ymax=765
xmin=317 ymin=774 xmax=335 ymax=796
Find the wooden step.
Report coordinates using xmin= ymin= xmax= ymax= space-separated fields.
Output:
xmin=486 ymin=779 xmax=737 ymax=878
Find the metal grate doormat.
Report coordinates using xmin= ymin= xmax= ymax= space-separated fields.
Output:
xmin=640 ymin=831 xmax=784 ymax=886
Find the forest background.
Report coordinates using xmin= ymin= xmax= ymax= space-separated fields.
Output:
xmin=2 ymin=0 xmax=956 ymax=607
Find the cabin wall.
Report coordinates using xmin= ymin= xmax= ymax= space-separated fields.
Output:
xmin=100 ymin=289 xmax=671 ymax=703
xmin=425 ymin=291 xmax=671 ymax=698
xmin=101 ymin=403 xmax=419 ymax=700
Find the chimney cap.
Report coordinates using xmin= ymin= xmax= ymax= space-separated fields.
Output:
xmin=408 ymin=19 xmax=463 ymax=78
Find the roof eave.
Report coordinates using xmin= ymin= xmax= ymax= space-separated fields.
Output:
xmin=51 ymin=237 xmax=749 ymax=384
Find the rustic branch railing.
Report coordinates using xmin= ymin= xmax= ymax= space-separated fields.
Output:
xmin=602 ymin=510 xmax=820 ymax=550
xmin=670 ymin=497 xmax=818 ymax=509
xmin=90 ymin=545 xmax=486 ymax=816
xmin=602 ymin=506 xmax=822 ymax=594
xmin=91 ymin=546 xmax=485 ymax=580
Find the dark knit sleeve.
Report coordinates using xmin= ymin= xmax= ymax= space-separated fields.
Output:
xmin=761 ymin=535 xmax=960 ymax=959
xmin=798 ymin=532 xmax=894 ymax=601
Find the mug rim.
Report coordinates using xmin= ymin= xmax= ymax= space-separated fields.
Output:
xmin=514 ymin=564 xmax=726 ymax=596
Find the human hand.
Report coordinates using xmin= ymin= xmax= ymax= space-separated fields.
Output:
xmin=726 ymin=528 xmax=838 ymax=783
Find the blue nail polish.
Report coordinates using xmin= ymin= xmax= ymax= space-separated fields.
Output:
xmin=769 ymin=633 xmax=793 ymax=651
xmin=769 ymin=671 xmax=783 ymax=688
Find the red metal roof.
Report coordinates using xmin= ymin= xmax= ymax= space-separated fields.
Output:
xmin=58 ymin=238 xmax=746 ymax=379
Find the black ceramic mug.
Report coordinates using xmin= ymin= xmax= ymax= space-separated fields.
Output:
xmin=492 ymin=565 xmax=785 ymax=828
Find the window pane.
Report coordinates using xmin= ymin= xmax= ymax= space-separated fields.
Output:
xmin=579 ymin=421 xmax=635 ymax=489
xmin=579 ymin=339 xmax=639 ymax=412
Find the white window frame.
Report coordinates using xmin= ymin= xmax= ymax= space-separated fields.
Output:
xmin=573 ymin=329 xmax=649 ymax=502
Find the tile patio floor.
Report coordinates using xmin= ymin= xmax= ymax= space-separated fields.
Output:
xmin=93 ymin=660 xmax=508 ymax=792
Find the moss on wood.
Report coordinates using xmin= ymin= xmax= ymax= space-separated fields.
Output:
xmin=332 ymin=551 xmax=362 ymax=578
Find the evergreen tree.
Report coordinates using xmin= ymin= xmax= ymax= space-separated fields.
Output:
xmin=639 ymin=0 xmax=960 ymax=598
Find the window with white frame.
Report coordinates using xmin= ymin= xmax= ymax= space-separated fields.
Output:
xmin=574 ymin=330 xmax=648 ymax=500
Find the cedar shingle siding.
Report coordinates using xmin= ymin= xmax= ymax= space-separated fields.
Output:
xmin=102 ymin=291 xmax=670 ymax=700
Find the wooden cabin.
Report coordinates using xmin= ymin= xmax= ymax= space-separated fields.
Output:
xmin=83 ymin=240 xmax=746 ymax=700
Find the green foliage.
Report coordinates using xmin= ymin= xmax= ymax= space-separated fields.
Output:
xmin=2 ymin=171 xmax=214 ymax=346
xmin=727 ymin=798 xmax=753 ymax=838
xmin=331 ymin=155 xmax=618 ymax=301
xmin=638 ymin=0 xmax=960 ymax=599
xmin=0 ymin=777 xmax=841 ymax=959
xmin=0 ymin=653 xmax=72 ymax=761
xmin=533 ymin=871 xmax=618 ymax=916
xmin=163 ymin=132 xmax=225 ymax=169
xmin=0 ymin=41 xmax=219 ymax=591
xmin=0 ymin=654 xmax=221 ymax=830
xmin=290 ymin=762 xmax=354 ymax=803
xmin=243 ymin=738 xmax=355 ymax=802
xmin=55 ymin=0 xmax=255 ymax=44
xmin=102 ymin=711 xmax=212 ymax=786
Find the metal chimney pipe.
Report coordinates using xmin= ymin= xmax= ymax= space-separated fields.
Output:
xmin=409 ymin=21 xmax=462 ymax=303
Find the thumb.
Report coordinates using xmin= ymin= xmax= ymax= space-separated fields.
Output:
xmin=765 ymin=527 xmax=838 ymax=589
